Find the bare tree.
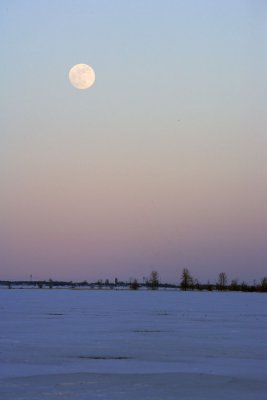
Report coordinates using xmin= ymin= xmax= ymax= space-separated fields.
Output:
xmin=260 ymin=277 xmax=267 ymax=292
xmin=149 ymin=270 xmax=159 ymax=290
xmin=229 ymin=279 xmax=239 ymax=291
xmin=180 ymin=268 xmax=193 ymax=291
xmin=130 ymin=279 xmax=139 ymax=290
xmin=217 ymin=272 xmax=228 ymax=291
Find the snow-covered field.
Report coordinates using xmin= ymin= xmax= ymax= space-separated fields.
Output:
xmin=0 ymin=289 xmax=266 ymax=399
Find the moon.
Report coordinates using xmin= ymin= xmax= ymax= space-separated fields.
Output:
xmin=69 ymin=64 xmax=96 ymax=89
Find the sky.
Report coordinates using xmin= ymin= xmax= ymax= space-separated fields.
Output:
xmin=1 ymin=0 xmax=267 ymax=283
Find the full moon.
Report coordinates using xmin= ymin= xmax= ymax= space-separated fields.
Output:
xmin=69 ymin=64 xmax=95 ymax=89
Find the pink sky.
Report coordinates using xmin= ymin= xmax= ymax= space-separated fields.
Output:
xmin=1 ymin=1 xmax=267 ymax=283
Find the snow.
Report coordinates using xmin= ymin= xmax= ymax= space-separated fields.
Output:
xmin=0 ymin=289 xmax=266 ymax=399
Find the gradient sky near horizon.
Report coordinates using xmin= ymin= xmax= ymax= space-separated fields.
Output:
xmin=1 ymin=0 xmax=267 ymax=283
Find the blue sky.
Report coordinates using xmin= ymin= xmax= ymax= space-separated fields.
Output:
xmin=1 ymin=0 xmax=267 ymax=283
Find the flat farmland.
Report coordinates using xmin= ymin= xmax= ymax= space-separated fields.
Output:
xmin=0 ymin=290 xmax=266 ymax=399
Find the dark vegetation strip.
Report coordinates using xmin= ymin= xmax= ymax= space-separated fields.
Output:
xmin=1 ymin=269 xmax=267 ymax=293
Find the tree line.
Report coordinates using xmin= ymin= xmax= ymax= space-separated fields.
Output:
xmin=129 ymin=269 xmax=267 ymax=292
xmin=179 ymin=268 xmax=267 ymax=292
xmin=1 ymin=269 xmax=267 ymax=292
